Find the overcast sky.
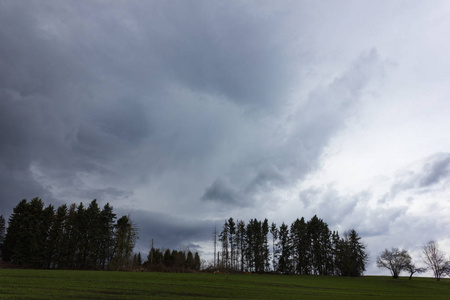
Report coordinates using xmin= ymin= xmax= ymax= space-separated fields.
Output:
xmin=1 ymin=0 xmax=450 ymax=275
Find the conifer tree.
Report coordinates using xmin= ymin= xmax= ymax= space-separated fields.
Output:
xmin=236 ymin=220 xmax=246 ymax=272
xmin=47 ymin=204 xmax=68 ymax=268
xmin=110 ymin=215 xmax=138 ymax=270
xmin=219 ymin=221 xmax=229 ymax=269
xmin=194 ymin=252 xmax=201 ymax=270
xmin=270 ymin=222 xmax=278 ymax=272
xmin=290 ymin=217 xmax=309 ymax=274
xmin=0 ymin=215 xmax=5 ymax=258
xmin=228 ymin=218 xmax=236 ymax=269
xmin=276 ymin=222 xmax=292 ymax=274
xmin=99 ymin=203 xmax=116 ymax=269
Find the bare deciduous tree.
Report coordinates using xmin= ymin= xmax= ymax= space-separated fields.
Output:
xmin=422 ymin=241 xmax=450 ymax=281
xmin=405 ymin=262 xmax=427 ymax=280
xmin=377 ymin=248 xmax=412 ymax=278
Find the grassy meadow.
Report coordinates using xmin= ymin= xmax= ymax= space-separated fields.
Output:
xmin=0 ymin=269 xmax=449 ymax=299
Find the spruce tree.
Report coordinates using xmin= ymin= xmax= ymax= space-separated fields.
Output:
xmin=236 ymin=220 xmax=246 ymax=272
xmin=228 ymin=218 xmax=236 ymax=270
xmin=290 ymin=217 xmax=309 ymax=274
xmin=99 ymin=203 xmax=116 ymax=269
xmin=276 ymin=222 xmax=292 ymax=274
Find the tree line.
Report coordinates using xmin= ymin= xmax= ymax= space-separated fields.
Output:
xmin=0 ymin=198 xmax=137 ymax=270
xmin=377 ymin=241 xmax=450 ymax=281
xmin=144 ymin=247 xmax=201 ymax=272
xmin=213 ymin=215 xmax=368 ymax=276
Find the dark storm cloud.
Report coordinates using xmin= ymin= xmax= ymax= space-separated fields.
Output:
xmin=0 ymin=1 xmax=306 ymax=209
xmin=202 ymin=49 xmax=387 ymax=206
xmin=201 ymin=178 xmax=238 ymax=204
xmin=125 ymin=209 xmax=215 ymax=253
xmin=0 ymin=0 xmax=417 ymax=263
xmin=0 ymin=0 xmax=310 ymax=250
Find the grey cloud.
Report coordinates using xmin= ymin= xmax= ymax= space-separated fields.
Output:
xmin=418 ymin=154 xmax=450 ymax=187
xmin=201 ymin=49 xmax=388 ymax=208
xmin=390 ymin=153 xmax=450 ymax=196
xmin=140 ymin=1 xmax=299 ymax=109
xmin=201 ymin=178 xmax=238 ymax=205
xmin=297 ymin=183 xmax=410 ymax=238
xmin=299 ymin=185 xmax=367 ymax=227
xmin=3 ymin=1 xmax=445 ymax=273
xmin=1 ymin=1 xmax=389 ymax=219
xmin=124 ymin=209 xmax=215 ymax=254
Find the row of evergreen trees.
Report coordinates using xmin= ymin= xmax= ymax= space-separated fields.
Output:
xmin=1 ymin=198 xmax=137 ymax=270
xmin=215 ymin=216 xmax=368 ymax=276
xmin=145 ymin=247 xmax=202 ymax=272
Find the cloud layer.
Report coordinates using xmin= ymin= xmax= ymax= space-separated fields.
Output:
xmin=1 ymin=1 xmax=450 ymax=275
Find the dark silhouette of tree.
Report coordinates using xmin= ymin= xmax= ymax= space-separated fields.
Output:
xmin=330 ymin=231 xmax=341 ymax=275
xmin=85 ymin=200 xmax=102 ymax=269
xmin=163 ymin=249 xmax=172 ymax=267
xmin=422 ymin=240 xmax=450 ymax=281
xmin=307 ymin=215 xmax=332 ymax=275
xmin=276 ymin=222 xmax=292 ymax=274
xmin=194 ymin=252 xmax=201 ymax=270
xmin=262 ymin=219 xmax=270 ymax=272
xmin=405 ymin=262 xmax=427 ymax=280
xmin=290 ymin=217 xmax=309 ymax=275
xmin=0 ymin=215 xmax=5 ymax=258
xmin=110 ymin=215 xmax=138 ymax=270
xmin=244 ymin=218 xmax=269 ymax=273
xmin=47 ymin=204 xmax=68 ymax=268
xmin=270 ymin=222 xmax=278 ymax=272
xmin=186 ymin=251 xmax=194 ymax=269
xmin=335 ymin=229 xmax=367 ymax=276
xmin=132 ymin=252 xmax=142 ymax=268
xmin=228 ymin=218 xmax=236 ymax=269
xmin=145 ymin=246 xmax=201 ymax=272
xmin=219 ymin=220 xmax=229 ymax=269
xmin=377 ymin=248 xmax=412 ymax=278
xmin=236 ymin=220 xmax=246 ymax=272
xmin=74 ymin=202 xmax=87 ymax=268
xmin=2 ymin=198 xmax=53 ymax=267
xmin=0 ymin=215 xmax=5 ymax=242
xmin=214 ymin=216 xmax=368 ymax=277
xmin=98 ymin=203 xmax=116 ymax=269
xmin=2 ymin=198 xmax=136 ymax=271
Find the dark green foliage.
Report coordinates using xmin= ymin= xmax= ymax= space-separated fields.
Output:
xmin=290 ymin=217 xmax=309 ymax=274
xmin=2 ymin=198 xmax=137 ymax=271
xmin=228 ymin=218 xmax=236 ymax=269
xmin=335 ymin=229 xmax=368 ymax=276
xmin=270 ymin=222 xmax=278 ymax=271
xmin=245 ymin=218 xmax=269 ymax=273
xmin=194 ymin=252 xmax=201 ymax=270
xmin=218 ymin=216 xmax=368 ymax=277
xmin=236 ymin=220 xmax=246 ymax=272
xmin=0 ymin=214 xmax=5 ymax=258
xmin=306 ymin=215 xmax=333 ymax=275
xmin=110 ymin=215 xmax=138 ymax=271
xmin=186 ymin=251 xmax=194 ymax=269
xmin=99 ymin=203 xmax=117 ymax=268
xmin=2 ymin=198 xmax=53 ymax=267
xmin=276 ymin=223 xmax=292 ymax=274
xmin=146 ymin=246 xmax=202 ymax=272
xmin=218 ymin=221 xmax=229 ymax=269
xmin=132 ymin=252 xmax=142 ymax=268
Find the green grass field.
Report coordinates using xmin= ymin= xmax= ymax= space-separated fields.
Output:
xmin=0 ymin=269 xmax=449 ymax=299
